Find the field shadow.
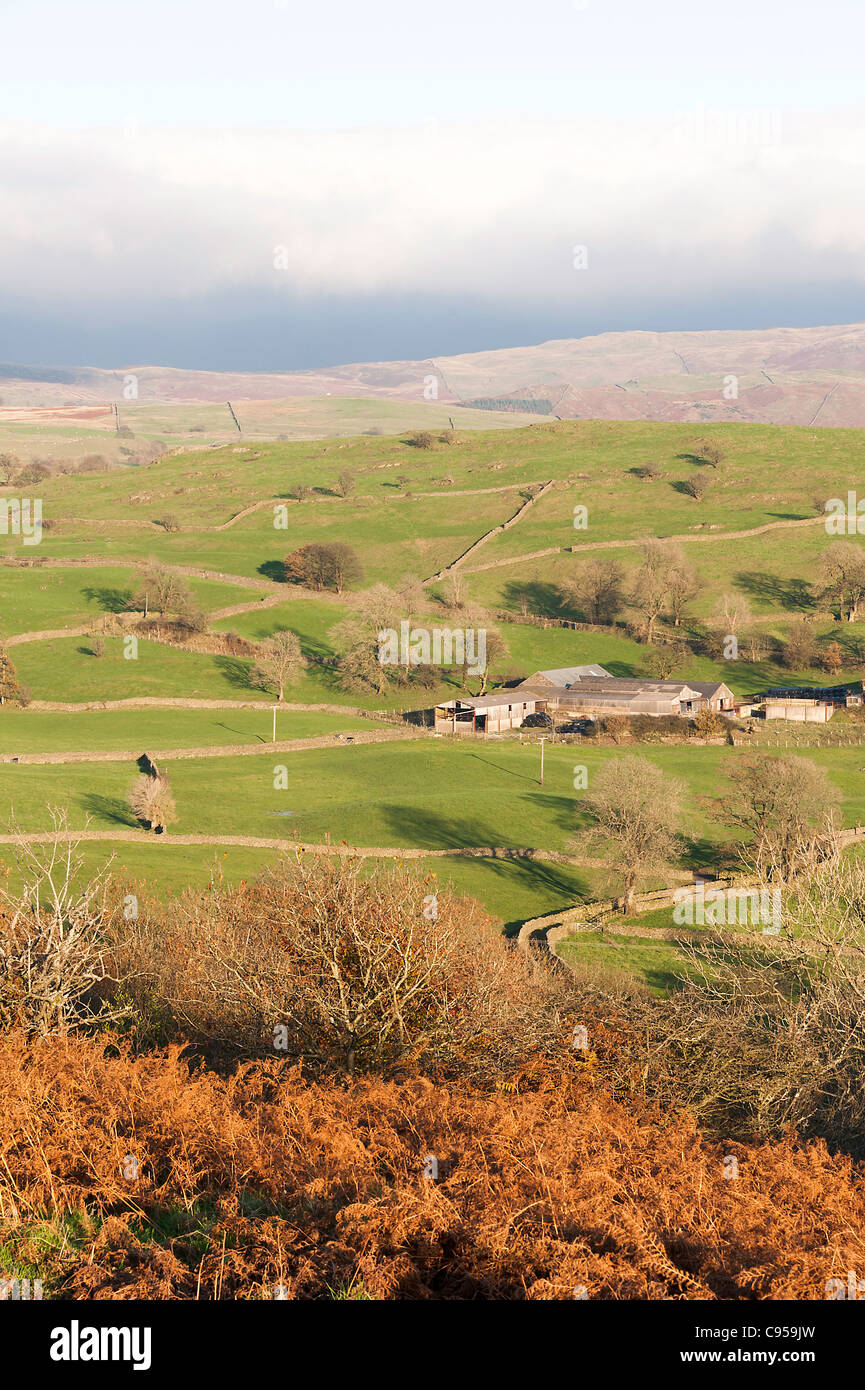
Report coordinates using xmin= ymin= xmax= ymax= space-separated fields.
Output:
xmin=670 ymin=479 xmax=702 ymax=497
xmin=734 ymin=571 xmax=814 ymax=611
xmin=675 ymin=452 xmax=709 ymax=466
xmin=214 ymin=720 xmax=268 ymax=744
xmin=82 ymin=586 xmax=133 ymax=613
xmin=501 ymin=579 xmax=571 ymax=620
xmin=214 ymin=656 xmax=256 ymax=692
xmin=78 ymin=793 xmax=140 ymax=829
xmin=257 ymin=561 xmax=287 ymax=584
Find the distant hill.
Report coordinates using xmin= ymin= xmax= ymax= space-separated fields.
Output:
xmin=2 ymin=322 xmax=865 ymax=426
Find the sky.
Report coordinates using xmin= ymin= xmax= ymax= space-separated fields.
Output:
xmin=1 ymin=0 xmax=864 ymax=370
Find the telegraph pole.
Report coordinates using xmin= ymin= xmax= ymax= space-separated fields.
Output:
xmin=539 ymin=736 xmax=546 ymax=786
xmin=273 ymin=705 xmax=278 ymax=743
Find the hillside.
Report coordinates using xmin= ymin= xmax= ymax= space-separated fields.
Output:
xmin=2 ymin=322 xmax=865 ymax=429
xmin=3 ymin=414 xmax=865 ymax=944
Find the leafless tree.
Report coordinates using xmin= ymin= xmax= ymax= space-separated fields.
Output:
xmin=129 ymin=773 xmax=177 ymax=833
xmin=580 ymin=756 xmax=684 ymax=913
xmin=0 ymin=810 xmax=127 ymax=1037
xmin=252 ymin=630 xmax=306 ymax=701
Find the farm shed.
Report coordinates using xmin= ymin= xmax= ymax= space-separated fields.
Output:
xmin=523 ymin=665 xmax=614 ymax=688
xmin=518 ymin=677 xmax=717 ymax=719
xmin=764 ymin=697 xmax=834 ymax=723
xmin=434 ymin=694 xmax=538 ymax=734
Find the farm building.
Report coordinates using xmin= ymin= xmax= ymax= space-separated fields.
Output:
xmin=434 ymin=693 xmax=538 ymax=734
xmin=523 ymin=665 xmax=614 ymax=687
xmin=517 ymin=674 xmax=735 ymax=719
xmin=428 ymin=670 xmax=736 ymax=732
xmin=763 ymin=682 xmax=864 ymax=709
xmin=764 ymin=697 xmax=834 ymax=723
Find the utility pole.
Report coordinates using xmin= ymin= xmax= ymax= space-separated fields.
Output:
xmin=539 ymin=736 xmax=546 ymax=785
xmin=273 ymin=705 xmax=278 ymax=743
xmin=226 ymin=400 xmax=242 ymax=433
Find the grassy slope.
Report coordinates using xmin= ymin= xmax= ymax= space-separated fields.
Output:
xmin=4 ymin=417 xmax=865 ymax=934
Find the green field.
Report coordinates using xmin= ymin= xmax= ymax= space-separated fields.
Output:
xmin=1 ymin=739 xmax=864 ymax=929
xmin=0 ymin=707 xmax=385 ymax=754
xmin=3 ymin=416 xmax=865 ymax=959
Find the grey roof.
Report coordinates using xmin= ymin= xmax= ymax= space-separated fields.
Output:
xmin=525 ymin=664 xmax=613 ymax=686
xmin=436 ymin=693 xmax=537 ymax=711
xmin=684 ymin=680 xmax=734 ymax=698
xmin=526 ymin=678 xmax=698 ymax=696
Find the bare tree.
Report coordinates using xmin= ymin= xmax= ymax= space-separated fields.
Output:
xmin=127 ymin=564 xmax=190 ymax=618
xmin=252 ymin=630 xmax=306 ymax=701
xmin=129 ymin=773 xmax=177 ymax=833
xmin=580 ymin=756 xmax=684 ymax=913
xmin=722 ymin=754 xmax=840 ymax=879
xmin=629 ymin=540 xmax=673 ymax=644
xmin=781 ymin=618 xmax=820 ymax=671
xmin=706 ymin=591 xmax=753 ymax=657
xmin=330 ymin=584 xmax=400 ymax=694
xmin=667 ymin=551 xmax=699 ymax=626
xmin=682 ymin=474 xmax=707 ymax=500
xmin=0 ymin=809 xmax=126 ymax=1037
xmin=563 ymin=559 xmax=625 ymax=625
xmin=442 ymin=570 xmax=466 ymax=610
xmin=819 ymin=541 xmax=865 ymax=622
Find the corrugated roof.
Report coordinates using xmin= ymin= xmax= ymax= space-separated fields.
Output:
xmin=525 ymin=678 xmax=699 ymax=696
xmin=527 ymin=665 xmax=614 ymax=685
xmin=435 ymin=694 xmax=537 ymax=711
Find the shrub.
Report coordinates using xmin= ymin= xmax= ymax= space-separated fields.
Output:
xmin=109 ymin=855 xmax=576 ymax=1080
xmin=128 ymin=774 xmax=177 ymax=833
xmin=0 ymin=819 xmax=125 ymax=1038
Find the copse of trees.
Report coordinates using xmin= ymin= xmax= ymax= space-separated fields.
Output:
xmin=819 ymin=541 xmax=865 ymax=622
xmin=284 ymin=542 xmax=364 ymax=593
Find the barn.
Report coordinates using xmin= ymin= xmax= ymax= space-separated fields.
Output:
xmin=433 ymin=693 xmax=538 ymax=734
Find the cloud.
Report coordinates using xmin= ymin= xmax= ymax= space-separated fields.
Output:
xmin=1 ymin=110 xmax=864 ymax=320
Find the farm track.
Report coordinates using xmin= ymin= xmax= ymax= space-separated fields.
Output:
xmin=0 ymin=828 xmax=605 ymax=865
xmin=458 ymin=512 xmax=826 ymax=575
xmin=22 ymin=697 xmax=395 ymax=716
xmin=0 ymin=727 xmax=419 ymax=764
xmin=52 ymin=477 xmax=551 ymax=533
